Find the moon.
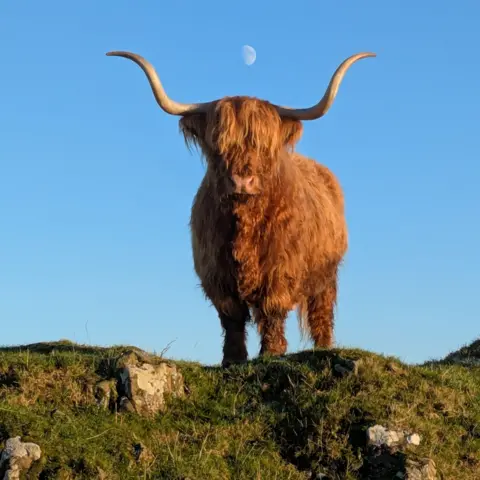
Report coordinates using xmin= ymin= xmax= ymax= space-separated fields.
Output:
xmin=242 ymin=45 xmax=256 ymax=66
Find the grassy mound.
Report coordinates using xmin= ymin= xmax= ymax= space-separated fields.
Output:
xmin=0 ymin=340 xmax=478 ymax=479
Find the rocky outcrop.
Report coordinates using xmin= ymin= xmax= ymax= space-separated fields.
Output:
xmin=95 ymin=350 xmax=185 ymax=416
xmin=0 ymin=437 xmax=41 ymax=480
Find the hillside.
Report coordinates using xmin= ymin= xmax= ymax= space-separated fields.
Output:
xmin=0 ymin=340 xmax=478 ymax=479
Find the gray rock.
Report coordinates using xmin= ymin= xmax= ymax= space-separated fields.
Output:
xmin=367 ymin=425 xmax=421 ymax=449
xmin=365 ymin=425 xmax=433 ymax=479
xmin=118 ymin=396 xmax=136 ymax=413
xmin=396 ymin=457 xmax=437 ymax=479
xmin=0 ymin=437 xmax=41 ymax=480
xmin=367 ymin=425 xmax=404 ymax=448
xmin=406 ymin=433 xmax=421 ymax=446
xmin=115 ymin=352 xmax=184 ymax=415
xmin=332 ymin=356 xmax=361 ymax=377
xmin=305 ymin=471 xmax=329 ymax=479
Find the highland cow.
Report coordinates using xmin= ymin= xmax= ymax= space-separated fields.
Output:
xmin=107 ymin=50 xmax=376 ymax=366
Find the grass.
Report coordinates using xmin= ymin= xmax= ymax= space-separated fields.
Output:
xmin=0 ymin=339 xmax=478 ymax=479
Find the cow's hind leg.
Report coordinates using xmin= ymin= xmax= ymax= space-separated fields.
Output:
xmin=212 ymin=295 xmax=250 ymax=367
xmin=254 ymin=307 xmax=289 ymax=357
xmin=306 ymin=270 xmax=338 ymax=348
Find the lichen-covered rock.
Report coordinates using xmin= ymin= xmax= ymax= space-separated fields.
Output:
xmin=364 ymin=425 xmax=435 ymax=479
xmin=397 ymin=457 xmax=437 ymax=479
xmin=0 ymin=437 xmax=41 ymax=480
xmin=367 ymin=425 xmax=421 ymax=449
xmin=115 ymin=351 xmax=184 ymax=415
xmin=367 ymin=425 xmax=404 ymax=447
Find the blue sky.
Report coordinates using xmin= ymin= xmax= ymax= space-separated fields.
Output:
xmin=1 ymin=1 xmax=478 ymax=365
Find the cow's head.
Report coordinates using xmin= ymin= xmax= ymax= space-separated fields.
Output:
xmin=106 ymin=51 xmax=375 ymax=197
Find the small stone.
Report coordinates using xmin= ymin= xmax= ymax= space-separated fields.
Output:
xmin=406 ymin=433 xmax=421 ymax=446
xmin=305 ymin=472 xmax=329 ymax=480
xmin=403 ymin=457 xmax=437 ymax=480
xmin=118 ymin=396 xmax=135 ymax=412
xmin=0 ymin=436 xmax=41 ymax=480
xmin=367 ymin=425 xmax=404 ymax=448
xmin=333 ymin=364 xmax=351 ymax=376
xmin=332 ymin=356 xmax=361 ymax=378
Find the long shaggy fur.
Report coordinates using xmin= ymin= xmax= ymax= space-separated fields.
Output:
xmin=181 ymin=96 xmax=348 ymax=366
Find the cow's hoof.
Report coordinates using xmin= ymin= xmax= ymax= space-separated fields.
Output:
xmin=221 ymin=358 xmax=247 ymax=368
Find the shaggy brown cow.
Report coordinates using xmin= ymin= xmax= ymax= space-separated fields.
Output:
xmin=107 ymin=50 xmax=375 ymax=366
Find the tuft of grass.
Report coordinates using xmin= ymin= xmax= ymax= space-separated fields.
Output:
xmin=0 ymin=340 xmax=478 ymax=479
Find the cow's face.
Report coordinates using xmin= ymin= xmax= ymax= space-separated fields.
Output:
xmin=106 ymin=50 xmax=375 ymax=197
xmin=180 ymin=97 xmax=303 ymax=197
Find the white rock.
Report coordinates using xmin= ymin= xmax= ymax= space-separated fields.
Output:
xmin=407 ymin=433 xmax=421 ymax=446
xmin=116 ymin=353 xmax=184 ymax=415
xmin=0 ymin=436 xmax=41 ymax=480
xmin=366 ymin=425 xmax=404 ymax=447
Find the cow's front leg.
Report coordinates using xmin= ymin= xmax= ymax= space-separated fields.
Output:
xmin=212 ymin=296 xmax=250 ymax=367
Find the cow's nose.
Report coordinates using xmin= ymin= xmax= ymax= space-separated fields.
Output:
xmin=231 ymin=174 xmax=259 ymax=194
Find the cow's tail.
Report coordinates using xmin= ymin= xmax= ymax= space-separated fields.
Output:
xmin=296 ymin=298 xmax=310 ymax=341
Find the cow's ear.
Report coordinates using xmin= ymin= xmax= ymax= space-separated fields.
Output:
xmin=179 ymin=114 xmax=208 ymax=151
xmin=280 ymin=118 xmax=303 ymax=151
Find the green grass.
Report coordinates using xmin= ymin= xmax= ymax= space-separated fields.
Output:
xmin=0 ymin=340 xmax=478 ymax=479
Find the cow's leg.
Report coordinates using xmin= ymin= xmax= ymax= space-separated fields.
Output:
xmin=212 ymin=295 xmax=250 ymax=367
xmin=254 ymin=307 xmax=289 ymax=357
xmin=306 ymin=270 xmax=338 ymax=348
